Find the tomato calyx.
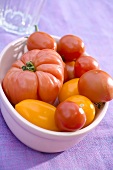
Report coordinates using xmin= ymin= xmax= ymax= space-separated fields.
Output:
xmin=94 ymin=102 xmax=105 ymax=109
xmin=22 ymin=61 xmax=36 ymax=72
xmin=61 ymin=55 xmax=65 ymax=62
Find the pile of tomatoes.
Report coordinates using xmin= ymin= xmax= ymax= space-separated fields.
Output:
xmin=2 ymin=30 xmax=113 ymax=132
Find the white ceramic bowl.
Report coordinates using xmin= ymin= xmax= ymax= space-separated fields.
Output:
xmin=0 ymin=36 xmax=109 ymax=153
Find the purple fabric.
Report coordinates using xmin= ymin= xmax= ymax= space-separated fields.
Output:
xmin=0 ymin=0 xmax=113 ymax=169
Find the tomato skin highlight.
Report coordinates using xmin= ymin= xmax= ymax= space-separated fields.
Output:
xmin=57 ymin=35 xmax=85 ymax=62
xmin=55 ymin=101 xmax=86 ymax=132
xmin=78 ymin=69 xmax=113 ymax=103
xmin=15 ymin=99 xmax=59 ymax=131
xmin=74 ymin=55 xmax=100 ymax=78
xmin=27 ymin=31 xmax=57 ymax=51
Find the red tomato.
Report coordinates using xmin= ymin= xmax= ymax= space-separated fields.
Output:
xmin=55 ymin=101 xmax=86 ymax=132
xmin=65 ymin=95 xmax=95 ymax=127
xmin=27 ymin=31 xmax=57 ymax=51
xmin=74 ymin=55 xmax=100 ymax=78
xmin=57 ymin=34 xmax=85 ymax=62
xmin=78 ymin=69 xmax=113 ymax=103
xmin=2 ymin=49 xmax=64 ymax=105
xmin=63 ymin=62 xmax=68 ymax=83
xmin=64 ymin=61 xmax=75 ymax=82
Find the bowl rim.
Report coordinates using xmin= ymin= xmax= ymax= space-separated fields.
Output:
xmin=0 ymin=36 xmax=109 ymax=138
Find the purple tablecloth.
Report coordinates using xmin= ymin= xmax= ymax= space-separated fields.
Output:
xmin=0 ymin=0 xmax=113 ymax=169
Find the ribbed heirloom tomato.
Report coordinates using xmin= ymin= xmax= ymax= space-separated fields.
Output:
xmin=2 ymin=49 xmax=64 ymax=105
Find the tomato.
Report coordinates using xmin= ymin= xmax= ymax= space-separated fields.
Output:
xmin=74 ymin=55 xmax=100 ymax=78
xmin=57 ymin=34 xmax=85 ymax=62
xmin=78 ymin=69 xmax=113 ymax=103
xmin=15 ymin=99 xmax=60 ymax=131
xmin=66 ymin=95 xmax=95 ymax=127
xmin=58 ymin=78 xmax=79 ymax=103
xmin=2 ymin=49 xmax=64 ymax=105
xmin=55 ymin=101 xmax=86 ymax=131
xmin=27 ymin=31 xmax=57 ymax=51
xmin=64 ymin=61 xmax=75 ymax=82
xmin=63 ymin=62 xmax=69 ymax=82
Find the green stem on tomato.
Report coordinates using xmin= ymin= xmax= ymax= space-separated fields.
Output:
xmin=25 ymin=25 xmax=39 ymax=38
xmin=34 ymin=25 xmax=39 ymax=32
xmin=22 ymin=61 xmax=36 ymax=72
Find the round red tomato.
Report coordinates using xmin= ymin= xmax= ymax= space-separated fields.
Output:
xmin=66 ymin=95 xmax=95 ymax=127
xmin=64 ymin=61 xmax=75 ymax=82
xmin=57 ymin=34 xmax=85 ymax=62
xmin=55 ymin=101 xmax=86 ymax=132
xmin=78 ymin=69 xmax=113 ymax=103
xmin=74 ymin=55 xmax=100 ymax=78
xmin=63 ymin=62 xmax=68 ymax=83
xmin=27 ymin=31 xmax=57 ymax=51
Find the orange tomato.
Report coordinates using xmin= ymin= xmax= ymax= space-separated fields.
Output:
xmin=66 ymin=95 xmax=95 ymax=127
xmin=58 ymin=78 xmax=79 ymax=103
xmin=2 ymin=49 xmax=64 ymax=105
xmin=15 ymin=99 xmax=59 ymax=131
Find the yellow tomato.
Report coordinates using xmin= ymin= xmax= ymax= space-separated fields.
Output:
xmin=15 ymin=99 xmax=59 ymax=131
xmin=66 ymin=95 xmax=95 ymax=127
xmin=58 ymin=78 xmax=79 ymax=102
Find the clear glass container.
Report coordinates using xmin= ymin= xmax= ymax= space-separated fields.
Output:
xmin=0 ymin=0 xmax=45 ymax=35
